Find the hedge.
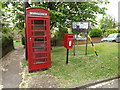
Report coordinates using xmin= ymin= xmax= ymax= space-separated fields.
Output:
xmin=89 ymin=28 xmax=102 ymax=37
xmin=1 ymin=22 xmax=14 ymax=57
xmin=105 ymin=28 xmax=120 ymax=36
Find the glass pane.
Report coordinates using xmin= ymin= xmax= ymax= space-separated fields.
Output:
xmin=33 ymin=53 xmax=47 ymax=58
xmin=32 ymin=32 xmax=45 ymax=36
xmin=34 ymin=58 xmax=47 ymax=63
xmin=34 ymin=20 xmax=44 ymax=25
xmin=33 ymin=48 xmax=47 ymax=52
xmin=32 ymin=42 xmax=45 ymax=47
xmin=34 ymin=37 xmax=45 ymax=41
xmin=33 ymin=26 xmax=46 ymax=30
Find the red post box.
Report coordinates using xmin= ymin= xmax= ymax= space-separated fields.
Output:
xmin=26 ymin=7 xmax=51 ymax=71
xmin=64 ymin=34 xmax=74 ymax=49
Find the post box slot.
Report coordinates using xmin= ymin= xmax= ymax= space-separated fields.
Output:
xmin=32 ymin=42 xmax=46 ymax=47
xmin=32 ymin=31 xmax=45 ymax=36
xmin=68 ymin=36 xmax=73 ymax=38
xmin=33 ymin=48 xmax=47 ymax=52
xmin=33 ymin=26 xmax=46 ymax=30
xmin=34 ymin=58 xmax=47 ymax=64
xmin=33 ymin=53 xmax=47 ymax=58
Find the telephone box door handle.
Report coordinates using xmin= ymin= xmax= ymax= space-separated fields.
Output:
xmin=30 ymin=38 xmax=32 ymax=41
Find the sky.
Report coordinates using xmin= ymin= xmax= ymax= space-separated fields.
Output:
xmin=97 ymin=0 xmax=120 ymax=22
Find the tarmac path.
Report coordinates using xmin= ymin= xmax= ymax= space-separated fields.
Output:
xmin=88 ymin=78 xmax=119 ymax=88
xmin=2 ymin=46 xmax=25 ymax=88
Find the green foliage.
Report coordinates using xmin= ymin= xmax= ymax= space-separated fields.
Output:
xmin=51 ymin=26 xmax=68 ymax=41
xmin=13 ymin=39 xmax=22 ymax=46
xmin=3 ymin=1 xmax=109 ymax=38
xmin=22 ymin=58 xmax=28 ymax=68
xmin=57 ymin=26 xmax=68 ymax=40
xmin=1 ymin=21 xmax=13 ymax=49
xmin=89 ymin=28 xmax=102 ymax=37
xmin=2 ymin=22 xmax=13 ymax=39
xmin=1 ymin=2 xmax=14 ymax=55
xmin=2 ymin=2 xmax=24 ymax=36
xmin=105 ymin=28 xmax=120 ymax=36
xmin=99 ymin=15 xmax=116 ymax=33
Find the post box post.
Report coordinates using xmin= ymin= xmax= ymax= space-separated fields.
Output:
xmin=64 ymin=34 xmax=74 ymax=64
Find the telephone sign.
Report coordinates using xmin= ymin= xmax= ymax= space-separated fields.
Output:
xmin=26 ymin=7 xmax=51 ymax=71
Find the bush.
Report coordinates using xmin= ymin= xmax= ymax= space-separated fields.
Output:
xmin=1 ymin=22 xmax=14 ymax=57
xmin=51 ymin=37 xmax=57 ymax=46
xmin=105 ymin=28 xmax=120 ymax=36
xmin=89 ymin=28 xmax=102 ymax=37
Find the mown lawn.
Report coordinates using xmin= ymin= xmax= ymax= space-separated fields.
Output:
xmin=26 ymin=42 xmax=118 ymax=88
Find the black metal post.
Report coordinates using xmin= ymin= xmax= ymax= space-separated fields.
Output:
xmin=66 ymin=49 xmax=69 ymax=64
xmin=85 ymin=21 xmax=90 ymax=55
xmin=73 ymin=39 xmax=75 ymax=56
xmin=85 ymin=31 xmax=88 ymax=55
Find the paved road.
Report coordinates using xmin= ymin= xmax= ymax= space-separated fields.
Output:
xmin=89 ymin=78 xmax=120 ymax=88
xmin=2 ymin=47 xmax=25 ymax=88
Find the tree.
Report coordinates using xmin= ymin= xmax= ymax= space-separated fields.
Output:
xmin=34 ymin=2 xmax=108 ymax=29
xmin=99 ymin=15 xmax=116 ymax=35
xmin=2 ymin=1 xmax=109 ymax=39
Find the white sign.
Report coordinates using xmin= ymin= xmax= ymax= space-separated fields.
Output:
xmin=30 ymin=12 xmax=47 ymax=16
xmin=72 ymin=22 xmax=89 ymax=29
xmin=69 ymin=41 xmax=72 ymax=46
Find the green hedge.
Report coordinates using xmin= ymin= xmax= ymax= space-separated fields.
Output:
xmin=105 ymin=28 xmax=120 ymax=36
xmin=2 ymin=36 xmax=13 ymax=49
xmin=89 ymin=28 xmax=102 ymax=37
xmin=1 ymin=22 xmax=14 ymax=57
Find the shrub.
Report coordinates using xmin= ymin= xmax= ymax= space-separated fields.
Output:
xmin=105 ymin=28 xmax=120 ymax=36
xmin=89 ymin=28 xmax=102 ymax=37
xmin=1 ymin=22 xmax=14 ymax=57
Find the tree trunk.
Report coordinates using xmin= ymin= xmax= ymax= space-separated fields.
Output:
xmin=24 ymin=0 xmax=30 ymax=60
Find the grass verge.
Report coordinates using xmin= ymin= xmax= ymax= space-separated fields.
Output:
xmin=24 ymin=42 xmax=118 ymax=88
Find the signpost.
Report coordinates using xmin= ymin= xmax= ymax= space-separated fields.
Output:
xmin=72 ymin=21 xmax=89 ymax=33
xmin=72 ymin=21 xmax=89 ymax=55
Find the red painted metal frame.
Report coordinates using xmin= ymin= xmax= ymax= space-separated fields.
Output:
xmin=26 ymin=7 xmax=51 ymax=70
xmin=64 ymin=34 xmax=74 ymax=49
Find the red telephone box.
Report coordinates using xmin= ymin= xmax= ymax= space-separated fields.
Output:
xmin=26 ymin=7 xmax=51 ymax=71
xmin=64 ymin=34 xmax=74 ymax=49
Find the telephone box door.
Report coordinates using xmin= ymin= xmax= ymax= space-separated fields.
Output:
xmin=27 ymin=17 xmax=51 ymax=70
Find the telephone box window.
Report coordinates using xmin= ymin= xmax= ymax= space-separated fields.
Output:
xmin=32 ymin=42 xmax=45 ymax=47
xmin=33 ymin=53 xmax=47 ymax=58
xmin=34 ymin=58 xmax=47 ymax=64
xmin=33 ymin=26 xmax=46 ymax=30
xmin=33 ymin=48 xmax=47 ymax=52
xmin=32 ymin=32 xmax=45 ymax=36
xmin=34 ymin=20 xmax=44 ymax=25
xmin=34 ymin=37 xmax=45 ymax=41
